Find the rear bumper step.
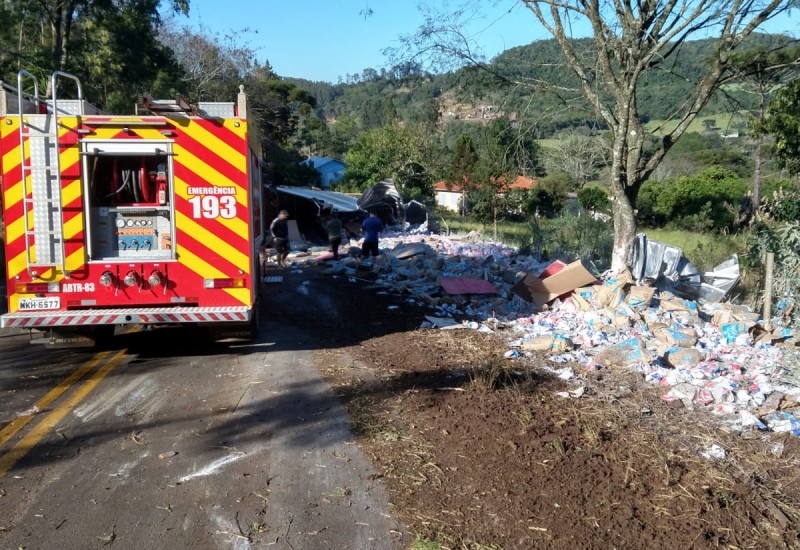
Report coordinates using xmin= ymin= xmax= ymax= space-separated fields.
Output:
xmin=1 ymin=306 xmax=251 ymax=328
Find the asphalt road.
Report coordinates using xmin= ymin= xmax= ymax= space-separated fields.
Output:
xmin=0 ymin=307 xmax=406 ymax=549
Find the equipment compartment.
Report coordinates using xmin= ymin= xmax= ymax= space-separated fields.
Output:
xmin=84 ymin=146 xmax=174 ymax=260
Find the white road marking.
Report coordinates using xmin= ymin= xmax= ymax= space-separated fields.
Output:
xmin=178 ymin=453 xmax=243 ymax=483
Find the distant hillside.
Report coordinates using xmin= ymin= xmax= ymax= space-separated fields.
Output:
xmin=288 ymin=33 xmax=794 ymax=138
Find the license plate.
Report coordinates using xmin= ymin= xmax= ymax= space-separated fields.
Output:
xmin=18 ymin=297 xmax=61 ymax=311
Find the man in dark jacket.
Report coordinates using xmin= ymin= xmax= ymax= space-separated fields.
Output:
xmin=324 ymin=210 xmax=343 ymax=261
xmin=269 ymin=210 xmax=290 ymax=267
xmin=360 ymin=210 xmax=384 ymax=259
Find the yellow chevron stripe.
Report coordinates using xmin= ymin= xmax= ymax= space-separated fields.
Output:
xmin=174 ymin=210 xmax=249 ymax=274
xmin=4 ymin=180 xmax=23 ymax=210
xmin=63 ymin=212 xmax=84 ymax=240
xmin=57 ymin=146 xmax=80 ymax=171
xmin=82 ymin=128 xmax=170 ymax=141
xmin=1 ymin=117 xmax=21 ymax=166
xmin=65 ymin=246 xmax=85 ymax=273
xmin=173 ymin=175 xmax=248 ymax=237
xmin=174 ymin=243 xmax=250 ymax=306
xmin=173 ymin=144 xmax=248 ymax=208
xmin=178 ymin=120 xmax=247 ymax=174
xmin=7 ymin=250 xmax=27 ymax=280
xmin=2 ymin=146 xmax=21 ymax=174
xmin=6 ymin=248 xmax=57 ymax=281
xmin=5 ymin=216 xmax=24 ymax=244
xmin=62 ymin=178 xmax=82 ymax=207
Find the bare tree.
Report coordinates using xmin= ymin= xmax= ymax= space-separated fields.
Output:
xmin=529 ymin=0 xmax=795 ymax=269
xmin=158 ymin=18 xmax=257 ymax=102
xmin=545 ymin=132 xmax=609 ymax=188
xmin=399 ymin=0 xmax=793 ymax=270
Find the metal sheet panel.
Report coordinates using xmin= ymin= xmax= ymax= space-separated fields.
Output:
xmin=276 ymin=186 xmax=362 ymax=212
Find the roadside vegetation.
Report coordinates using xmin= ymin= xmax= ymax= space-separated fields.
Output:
xmin=0 ymin=2 xmax=797 ymax=321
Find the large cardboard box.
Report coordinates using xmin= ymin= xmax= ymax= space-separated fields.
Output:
xmin=511 ymin=260 xmax=597 ymax=306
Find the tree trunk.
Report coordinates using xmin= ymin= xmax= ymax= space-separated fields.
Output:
xmin=752 ymin=93 xmax=766 ymax=213
xmin=611 ymin=190 xmax=637 ymax=273
xmin=753 ymin=135 xmax=763 ymax=212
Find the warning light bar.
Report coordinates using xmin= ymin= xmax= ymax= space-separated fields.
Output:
xmin=15 ymin=282 xmax=60 ymax=293
xmin=203 ymin=278 xmax=245 ymax=289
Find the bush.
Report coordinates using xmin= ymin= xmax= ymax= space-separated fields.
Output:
xmin=524 ymin=213 xmax=613 ymax=268
xmin=743 ymin=187 xmax=800 ymax=325
xmin=577 ymin=184 xmax=610 ymax=212
xmin=524 ymin=187 xmax=565 ymax=218
xmin=637 ymin=166 xmax=748 ymax=232
xmin=760 ymin=185 xmax=800 ymax=223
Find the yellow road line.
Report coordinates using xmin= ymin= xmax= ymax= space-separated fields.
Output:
xmin=0 ymin=349 xmax=127 ymax=478
xmin=0 ymin=352 xmax=109 ymax=448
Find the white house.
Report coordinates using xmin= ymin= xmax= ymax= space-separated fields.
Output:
xmin=433 ymin=176 xmax=537 ymax=212
xmin=303 ymin=157 xmax=346 ymax=189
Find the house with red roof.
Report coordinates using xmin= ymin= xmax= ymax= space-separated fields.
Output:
xmin=432 ymin=175 xmax=537 ymax=212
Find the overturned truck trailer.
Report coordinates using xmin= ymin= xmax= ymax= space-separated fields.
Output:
xmin=271 ymin=185 xmax=363 ymax=244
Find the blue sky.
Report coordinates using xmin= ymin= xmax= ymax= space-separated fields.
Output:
xmin=175 ymin=1 xmax=798 ymax=83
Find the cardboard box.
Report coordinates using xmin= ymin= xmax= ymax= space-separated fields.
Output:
xmin=511 ymin=260 xmax=597 ymax=306
xmin=538 ymin=259 xmax=567 ymax=278
xmin=626 ymin=285 xmax=656 ymax=309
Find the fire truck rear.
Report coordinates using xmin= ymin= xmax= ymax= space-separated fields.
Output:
xmin=0 ymin=70 xmax=264 ymax=346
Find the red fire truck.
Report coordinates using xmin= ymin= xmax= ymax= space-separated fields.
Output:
xmin=0 ymin=70 xmax=265 ymax=346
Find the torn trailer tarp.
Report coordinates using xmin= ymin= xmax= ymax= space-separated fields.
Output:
xmin=275 ymin=186 xmax=362 ymax=214
xmin=357 ymin=179 xmax=405 ymax=225
xmin=404 ymin=200 xmax=428 ymax=225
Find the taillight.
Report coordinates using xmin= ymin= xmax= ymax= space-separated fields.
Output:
xmin=15 ymin=282 xmax=59 ymax=293
xmin=203 ymin=278 xmax=245 ymax=289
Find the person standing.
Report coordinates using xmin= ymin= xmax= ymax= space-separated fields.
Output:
xmin=360 ymin=210 xmax=384 ymax=259
xmin=270 ymin=210 xmax=290 ymax=267
xmin=325 ymin=211 xmax=343 ymax=261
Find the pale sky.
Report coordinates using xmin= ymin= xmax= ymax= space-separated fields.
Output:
xmin=176 ymin=1 xmax=798 ymax=83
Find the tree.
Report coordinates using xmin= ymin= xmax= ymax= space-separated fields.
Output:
xmin=396 ymin=160 xmax=435 ymax=205
xmin=702 ymin=119 xmax=718 ymax=131
xmin=404 ymin=0 xmax=793 ymax=270
xmin=341 ymin=122 xmax=434 ymax=200
xmin=482 ymin=117 xmax=542 ymax=177
xmin=740 ymin=44 xmax=800 ymax=203
xmin=158 ymin=17 xmax=255 ymax=103
xmin=2 ymin=1 xmax=188 ymax=84
xmin=577 ymin=185 xmax=610 ymax=213
xmin=758 ymin=79 xmax=800 ymax=176
xmin=545 ymin=132 xmax=609 ymax=188
xmin=1 ymin=1 xmax=190 ymax=107
xmin=637 ymin=166 xmax=748 ymax=231
xmin=448 ymin=133 xmax=479 ymax=215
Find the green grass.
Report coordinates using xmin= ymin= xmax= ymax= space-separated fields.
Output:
xmin=436 ymin=211 xmax=744 ymax=273
xmin=644 ymin=111 xmax=748 ymax=136
xmin=537 ymin=138 xmax=563 ymax=150
xmin=436 ymin=212 xmax=531 ymax=247
xmin=408 ymin=535 xmax=443 ymax=550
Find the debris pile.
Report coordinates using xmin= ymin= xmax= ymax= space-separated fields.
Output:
xmin=293 ymin=228 xmax=800 ymax=438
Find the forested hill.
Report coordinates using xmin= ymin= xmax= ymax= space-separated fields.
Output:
xmin=288 ymin=33 xmax=793 ymax=138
